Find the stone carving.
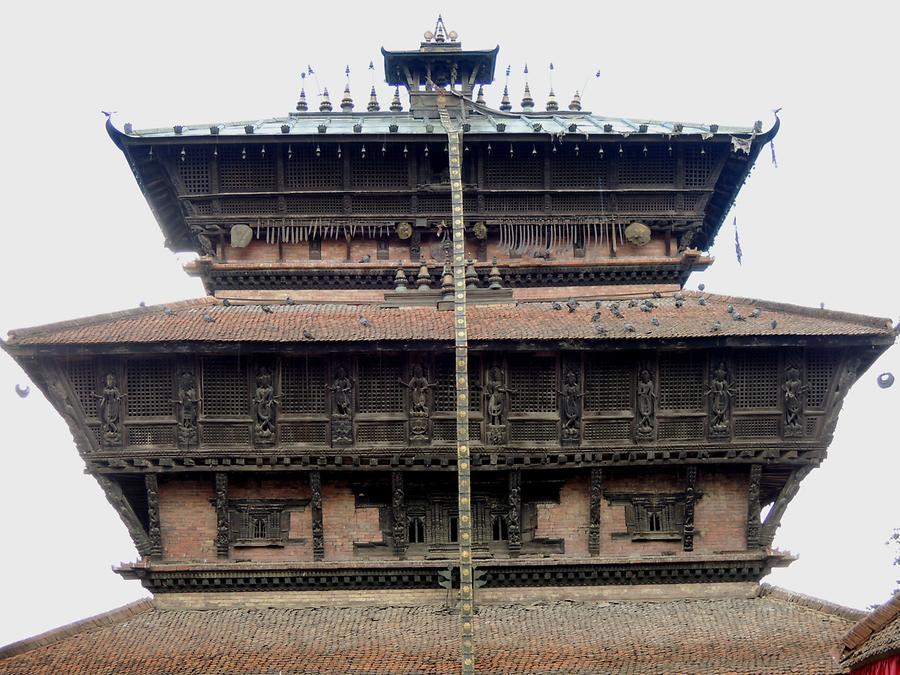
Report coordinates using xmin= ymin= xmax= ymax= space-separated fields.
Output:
xmin=328 ymin=366 xmax=354 ymax=446
xmin=214 ymin=473 xmax=229 ymax=558
xmin=252 ymin=366 xmax=279 ymax=446
xmin=145 ymin=474 xmax=162 ymax=558
xmin=173 ymin=371 xmax=200 ymax=448
xmin=746 ymin=464 xmax=762 ymax=548
xmin=391 ymin=472 xmax=407 ymax=559
xmin=95 ymin=474 xmax=153 ymax=557
xmin=782 ymin=365 xmax=807 ymax=437
xmin=635 ymin=366 xmax=656 ymax=440
xmin=484 ymin=365 xmax=513 ymax=445
xmin=558 ymin=369 xmax=584 ymax=443
xmin=588 ymin=468 xmax=602 ymax=556
xmin=400 ymin=364 xmax=435 ymax=442
xmin=706 ymin=362 xmax=737 ymax=437
xmin=508 ymin=470 xmax=521 ymax=556
xmin=310 ymin=471 xmax=324 ymax=560
xmin=94 ymin=373 xmax=125 ymax=447
xmin=683 ymin=467 xmax=697 ymax=552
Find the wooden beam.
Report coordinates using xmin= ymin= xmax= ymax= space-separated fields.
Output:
xmin=746 ymin=464 xmax=762 ymax=549
xmin=760 ymin=465 xmax=813 ymax=547
xmin=95 ymin=475 xmax=153 ymax=557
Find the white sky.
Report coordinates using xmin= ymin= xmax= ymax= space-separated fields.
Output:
xmin=0 ymin=0 xmax=897 ymax=648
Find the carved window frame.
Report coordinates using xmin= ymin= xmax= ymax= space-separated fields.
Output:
xmin=227 ymin=499 xmax=309 ymax=548
xmin=605 ymin=492 xmax=698 ymax=542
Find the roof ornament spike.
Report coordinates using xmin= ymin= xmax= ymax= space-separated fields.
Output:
xmin=568 ymin=90 xmax=582 ymax=112
xmin=521 ymin=64 xmax=534 ymax=111
xmin=475 ymin=85 xmax=485 ymax=105
xmin=319 ymin=87 xmax=333 ymax=112
xmin=500 ymin=84 xmax=512 ymax=112
xmin=390 ymin=86 xmax=403 ymax=112
xmin=546 ymin=62 xmax=558 ymax=111
xmin=296 ymin=87 xmax=308 ymax=112
xmin=367 ymin=86 xmax=380 ymax=112
xmin=341 ymin=66 xmax=354 ymax=111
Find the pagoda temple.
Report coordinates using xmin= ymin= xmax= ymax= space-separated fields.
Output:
xmin=1 ymin=18 xmax=897 ymax=675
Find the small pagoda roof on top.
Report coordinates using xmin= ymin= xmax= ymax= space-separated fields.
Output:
xmin=116 ymin=109 xmax=766 ymax=141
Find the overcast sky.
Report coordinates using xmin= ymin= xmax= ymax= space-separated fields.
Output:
xmin=0 ymin=0 xmax=897 ymax=648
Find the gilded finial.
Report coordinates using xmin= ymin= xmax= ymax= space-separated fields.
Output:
xmin=521 ymin=82 xmax=534 ymax=112
xmin=320 ymin=88 xmax=333 ymax=112
xmin=341 ymin=82 xmax=354 ymax=112
xmin=475 ymin=85 xmax=485 ymax=105
xmin=546 ymin=88 xmax=558 ymax=112
xmin=568 ymin=91 xmax=582 ymax=112
xmin=296 ymin=88 xmax=308 ymax=112
xmin=367 ymin=86 xmax=380 ymax=112
xmin=500 ymin=85 xmax=512 ymax=112
xmin=390 ymin=86 xmax=403 ymax=112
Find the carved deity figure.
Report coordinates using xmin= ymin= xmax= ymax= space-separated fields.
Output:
xmin=706 ymin=362 xmax=737 ymax=434
xmin=559 ymin=370 xmax=584 ymax=434
xmin=636 ymin=368 xmax=656 ymax=437
xmin=253 ymin=368 xmax=279 ymax=443
xmin=329 ymin=367 xmax=353 ymax=417
xmin=400 ymin=364 xmax=434 ymax=416
xmin=485 ymin=365 xmax=512 ymax=427
xmin=782 ymin=365 xmax=806 ymax=434
xmin=508 ymin=482 xmax=521 ymax=547
xmin=94 ymin=373 xmax=125 ymax=445
xmin=173 ymin=371 xmax=200 ymax=446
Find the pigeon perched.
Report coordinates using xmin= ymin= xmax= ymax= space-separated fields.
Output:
xmin=261 ymin=305 xmax=273 ymax=313
xmin=202 ymin=312 xmax=215 ymax=323
xmin=750 ymin=308 xmax=761 ymax=318
xmin=591 ymin=312 xmax=602 ymax=322
xmin=359 ymin=316 xmax=370 ymax=327
xmin=639 ymin=300 xmax=654 ymax=312
xmin=623 ymin=323 xmax=636 ymax=333
xmin=711 ymin=320 xmax=721 ymax=332
xmin=650 ymin=317 xmax=660 ymax=326
xmin=698 ymin=283 xmax=706 ymax=291
xmin=566 ymin=299 xmax=579 ymax=313
xmin=359 ymin=254 xmax=371 ymax=263
xmin=285 ymin=297 xmax=294 ymax=305
xmin=611 ymin=306 xmax=623 ymax=319
xmin=627 ymin=299 xmax=638 ymax=308
xmin=698 ymin=297 xmax=707 ymax=306
xmin=819 ymin=302 xmax=825 ymax=309
xmin=139 ymin=301 xmax=146 ymax=308
xmin=594 ymin=325 xmax=607 ymax=335
xmin=551 ymin=302 xmax=562 ymax=311
xmin=594 ymin=300 xmax=603 ymax=309
xmin=674 ymin=298 xmax=684 ymax=309
xmin=163 ymin=307 xmax=174 ymax=316
xmin=732 ymin=312 xmax=745 ymax=321
xmin=222 ymin=298 xmax=231 ymax=307
xmin=302 ymin=329 xmax=314 ymax=339
xmin=771 ymin=319 xmax=778 ymax=329
xmin=651 ymin=290 xmax=662 ymax=299
xmin=673 ymin=291 xmax=684 ymax=301
xmin=726 ymin=304 xmax=734 ymax=314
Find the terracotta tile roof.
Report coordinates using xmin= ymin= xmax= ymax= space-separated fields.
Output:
xmin=0 ymin=588 xmax=860 ymax=674
xmin=5 ymin=292 xmax=894 ymax=349
xmin=835 ymin=591 xmax=900 ymax=669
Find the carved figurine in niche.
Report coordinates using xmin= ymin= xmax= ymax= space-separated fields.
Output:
xmin=508 ymin=480 xmax=521 ymax=550
xmin=94 ymin=373 xmax=125 ymax=446
xmin=706 ymin=362 xmax=737 ymax=436
xmin=558 ymin=370 xmax=585 ymax=441
xmin=328 ymin=366 xmax=354 ymax=445
xmin=485 ymin=365 xmax=514 ymax=445
xmin=253 ymin=367 xmax=279 ymax=445
xmin=173 ymin=371 xmax=200 ymax=447
xmin=636 ymin=367 xmax=657 ymax=439
xmin=400 ymin=363 xmax=435 ymax=442
xmin=782 ymin=365 xmax=807 ymax=436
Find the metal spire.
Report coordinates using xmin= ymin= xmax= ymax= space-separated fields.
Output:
xmin=319 ymin=88 xmax=333 ymax=112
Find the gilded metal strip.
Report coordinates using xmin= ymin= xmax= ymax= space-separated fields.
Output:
xmin=438 ymin=99 xmax=475 ymax=675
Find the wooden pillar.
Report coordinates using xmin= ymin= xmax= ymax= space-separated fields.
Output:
xmin=391 ymin=471 xmax=407 ymax=559
xmin=214 ymin=473 xmax=229 ymax=559
xmin=508 ymin=469 xmax=521 ymax=557
xmin=145 ymin=474 xmax=162 ymax=559
xmin=589 ymin=468 xmax=602 ymax=556
xmin=746 ymin=464 xmax=762 ymax=549
xmin=683 ymin=466 xmax=697 ymax=552
xmin=310 ymin=471 xmax=324 ymax=561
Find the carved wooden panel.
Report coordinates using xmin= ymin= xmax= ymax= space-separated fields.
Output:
xmin=66 ymin=359 xmax=98 ymax=418
xmin=127 ymin=425 xmax=176 ymax=447
xmin=285 ymin=144 xmax=341 ymax=190
xmin=350 ymin=146 xmax=409 ymax=189
xmin=509 ymin=420 xmax=558 ymax=444
xmin=509 ymin=356 xmax=557 ymax=414
xmin=175 ymin=147 xmax=210 ymax=194
xmin=484 ymin=146 xmax=543 ymax=188
xmin=432 ymin=419 xmax=482 ymax=444
xmin=417 ymin=194 xmax=452 ymax=214
xmin=584 ymin=359 xmax=633 ymax=413
xmin=733 ymin=415 xmax=780 ymax=438
xmin=126 ymin=359 xmax=174 ymax=418
xmin=658 ymin=354 xmax=704 ymax=412
xmin=217 ymin=145 xmax=275 ymax=192
xmin=281 ymin=358 xmax=327 ymax=415
xmin=583 ymin=419 xmax=632 ymax=442
xmin=483 ymin=194 xmax=545 ymax=212
xmin=357 ymin=356 xmax=403 ymax=413
xmin=284 ymin=195 xmax=343 ymax=214
xmin=201 ymin=423 xmax=251 ymax=447
xmin=202 ymin=357 xmax=247 ymax=418
xmin=618 ymin=145 xmax=675 ymax=186
xmin=683 ymin=146 xmax=718 ymax=188
xmin=550 ymin=144 xmax=608 ymax=189
xmin=351 ymin=195 xmax=410 ymax=214
xmin=733 ymin=350 xmax=779 ymax=410
xmin=805 ymin=349 xmax=837 ymax=410
xmin=657 ymin=417 xmax=705 ymax=441
xmin=279 ymin=421 xmax=328 ymax=445
xmin=356 ymin=421 xmax=406 ymax=446
xmin=219 ymin=196 xmax=279 ymax=215
xmin=615 ymin=193 xmax=676 ymax=213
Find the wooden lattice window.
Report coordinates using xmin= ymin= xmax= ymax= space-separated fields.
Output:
xmin=285 ymin=144 xmax=341 ymax=189
xmin=285 ymin=195 xmax=343 ymax=214
xmin=733 ymin=351 xmax=779 ymax=410
xmin=417 ymin=194 xmax=452 ymax=214
xmin=281 ymin=358 xmax=326 ymax=415
xmin=217 ymin=145 xmax=276 ymax=192
xmin=66 ymin=360 xmax=98 ymax=417
xmin=350 ymin=146 xmax=408 ymax=188
xmin=351 ymin=195 xmax=411 ymax=214
xmin=433 ymin=356 xmax=481 ymax=413
xmin=229 ymin=504 xmax=287 ymax=546
xmin=483 ymin=194 xmax=544 ymax=212
xmin=733 ymin=415 xmax=780 ymax=438
xmin=615 ymin=193 xmax=676 ymax=213
xmin=484 ymin=146 xmax=543 ymax=188
xmin=509 ymin=420 xmax=558 ymax=443
xmin=658 ymin=354 xmax=704 ymax=411
xmin=127 ymin=425 xmax=176 ymax=447
xmin=357 ymin=357 xmax=403 ymax=413
xmin=583 ymin=419 xmax=632 ymax=441
xmin=491 ymin=515 xmax=509 ymax=541
xmin=606 ymin=494 xmax=686 ymax=541
xmin=550 ymin=144 xmax=608 ymax=188
xmin=279 ymin=421 xmax=328 ymax=445
xmin=683 ymin=146 xmax=716 ymax=188
xmin=219 ymin=196 xmax=278 ymax=214
xmin=508 ymin=357 xmax=557 ymax=413
xmin=175 ymin=146 xmax=210 ymax=194
xmin=657 ymin=417 xmax=704 ymax=440
xmin=806 ymin=350 xmax=836 ymax=410
xmin=551 ymin=193 xmax=602 ymax=213
xmin=202 ymin=357 xmax=247 ymax=417
xmin=617 ymin=146 xmax=675 ymax=186
xmin=200 ymin=423 xmax=250 ymax=446
xmin=408 ymin=516 xmax=426 ymax=544
xmin=356 ymin=421 xmax=405 ymax=445
xmin=126 ymin=359 xmax=174 ymax=418
xmin=584 ymin=359 xmax=633 ymax=412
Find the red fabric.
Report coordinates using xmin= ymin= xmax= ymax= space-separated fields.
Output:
xmin=853 ymin=654 xmax=900 ymax=675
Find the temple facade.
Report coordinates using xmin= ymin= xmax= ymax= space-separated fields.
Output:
xmin=1 ymin=19 xmax=896 ymax=675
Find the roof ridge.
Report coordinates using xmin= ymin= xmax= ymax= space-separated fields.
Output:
xmin=0 ymin=598 xmax=155 ymax=660
xmin=838 ymin=591 xmax=900 ymax=652
xmin=5 ymin=297 xmax=215 ymax=340
xmin=759 ymin=583 xmax=866 ymax=621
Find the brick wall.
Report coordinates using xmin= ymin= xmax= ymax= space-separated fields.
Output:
xmin=322 ymin=478 xmax=383 ymax=561
xmin=533 ymin=473 xmax=590 ymax=556
xmin=228 ymin=476 xmax=313 ymax=563
xmin=158 ymin=476 xmax=217 ymax=561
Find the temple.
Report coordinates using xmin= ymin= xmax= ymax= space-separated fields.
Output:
xmin=2 ymin=18 xmax=897 ymax=675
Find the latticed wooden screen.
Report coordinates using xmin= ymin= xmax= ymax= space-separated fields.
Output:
xmin=356 ymin=421 xmax=406 ymax=445
xmin=509 ymin=356 xmax=557 ymax=413
xmin=733 ymin=415 xmax=780 ymax=438
xmin=285 ymin=195 xmax=343 ymax=214
xmin=805 ymin=350 xmax=836 ymax=410
xmin=584 ymin=359 xmax=633 ymax=412
xmin=127 ymin=425 xmax=176 ymax=447
xmin=201 ymin=423 xmax=251 ymax=446
xmin=658 ymin=354 xmax=704 ymax=411
xmin=618 ymin=146 xmax=675 ymax=186
xmin=657 ymin=417 xmax=705 ymax=440
xmin=219 ymin=197 xmax=279 ymax=215
xmin=281 ymin=358 xmax=326 ymax=415
xmin=175 ymin=147 xmax=210 ymax=194
xmin=350 ymin=146 xmax=408 ymax=188
xmin=583 ymin=419 xmax=632 ymax=441
xmin=683 ymin=146 xmax=717 ymax=188
xmin=509 ymin=420 xmax=558 ymax=443
xmin=417 ymin=194 xmax=452 ymax=214
xmin=202 ymin=357 xmax=248 ymax=417
xmin=733 ymin=351 xmax=779 ymax=409
xmin=351 ymin=195 xmax=410 ymax=214
xmin=285 ymin=144 xmax=341 ymax=190
xmin=615 ymin=193 xmax=676 ymax=214
xmin=217 ymin=145 xmax=276 ymax=192
xmin=66 ymin=360 xmax=98 ymax=417
xmin=433 ymin=356 xmax=480 ymax=413
xmin=551 ymin=193 xmax=602 ymax=213
xmin=126 ymin=359 xmax=174 ymax=418
xmin=357 ymin=356 xmax=403 ymax=413
xmin=484 ymin=147 xmax=543 ymax=188
xmin=279 ymin=422 xmax=328 ymax=445
xmin=550 ymin=144 xmax=608 ymax=188
xmin=483 ymin=194 xmax=545 ymax=212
